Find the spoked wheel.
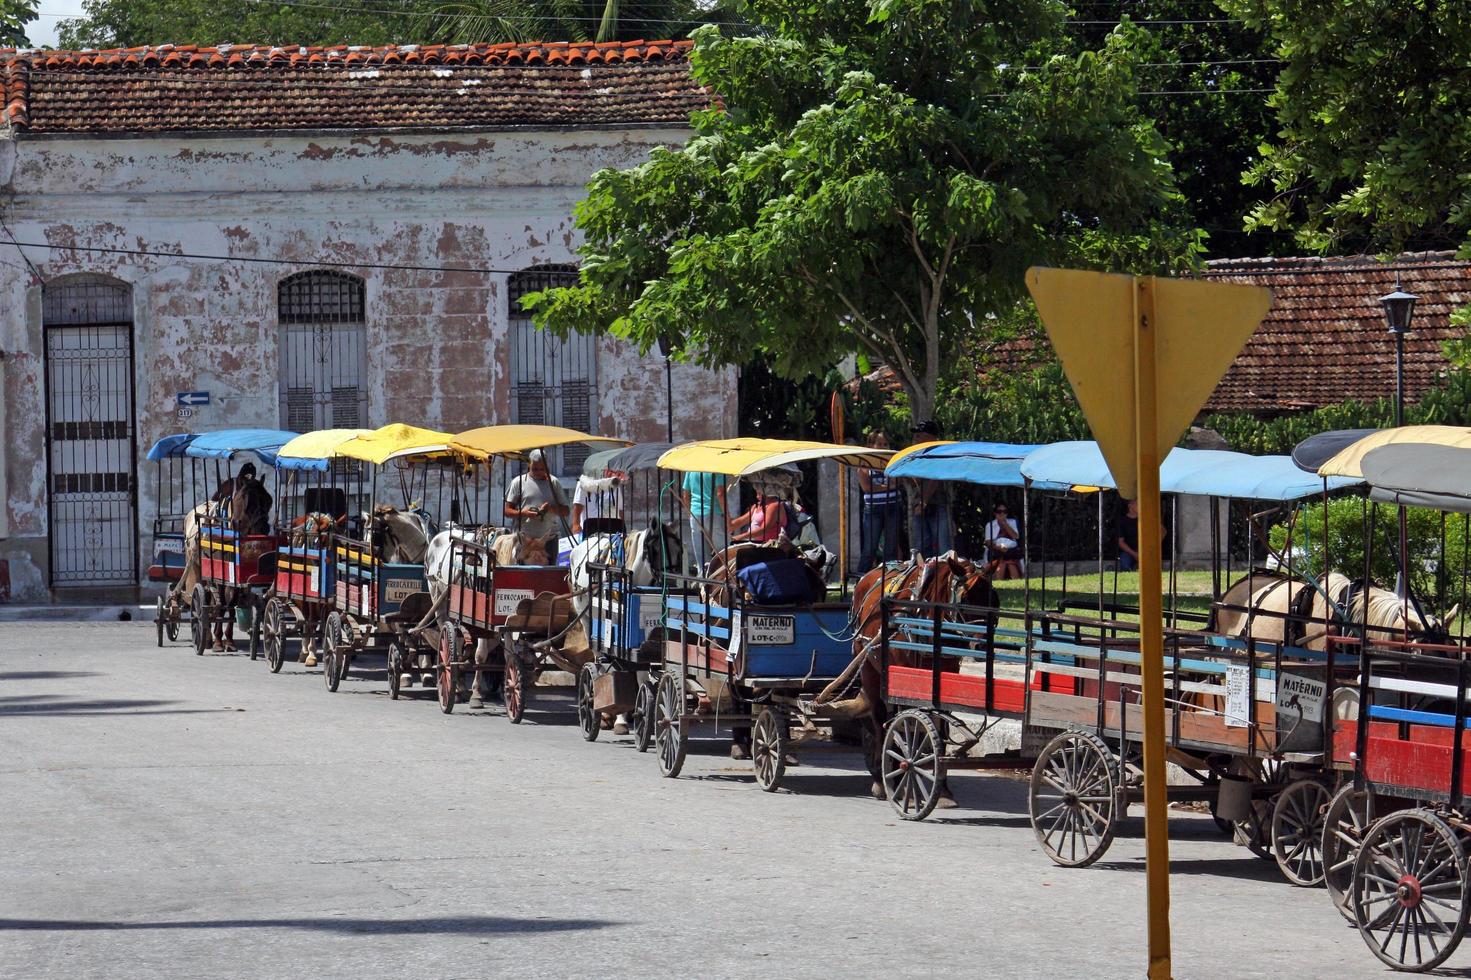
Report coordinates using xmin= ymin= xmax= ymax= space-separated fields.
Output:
xmin=752 ymin=707 xmax=788 ymax=793
xmin=387 ymin=635 xmax=406 ymax=700
xmin=437 ymin=628 xmax=459 ymax=714
xmin=190 ymin=584 xmax=209 ymax=655
xmin=165 ymin=602 xmax=180 ymax=643
xmin=654 ymin=671 xmax=687 ymax=778
xmin=1325 ymin=785 xmax=1376 ymax=920
xmin=577 ymin=663 xmax=599 ymax=742
xmin=1271 ymin=778 xmax=1332 ymax=887
xmin=1234 ymin=758 xmax=1288 ymax=860
xmin=503 ymin=649 xmax=528 ymax=724
xmin=1029 ymin=730 xmax=1120 ymax=868
xmin=155 ymin=595 xmax=167 ymax=647
xmin=1352 ymin=809 xmax=1469 ymax=972
xmin=323 ymin=612 xmax=346 ymax=692
xmin=263 ymin=598 xmax=286 ymax=674
xmin=632 ymin=679 xmax=656 ymax=753
xmin=882 ymin=709 xmax=945 ymax=821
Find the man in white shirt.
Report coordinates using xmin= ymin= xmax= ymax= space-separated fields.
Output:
xmin=984 ymin=502 xmax=1023 ymax=579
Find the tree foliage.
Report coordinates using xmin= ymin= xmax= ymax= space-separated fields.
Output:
xmin=56 ymin=0 xmax=709 ymax=49
xmin=0 ymin=0 xmax=37 ymax=47
xmin=526 ymin=0 xmax=1201 ymax=425
xmin=1223 ymin=0 xmax=1471 ymax=255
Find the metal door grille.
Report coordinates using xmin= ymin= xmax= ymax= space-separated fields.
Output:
xmin=508 ymin=265 xmax=596 ymax=477
xmin=279 ymin=271 xmax=367 ymax=476
xmin=43 ymin=276 xmax=138 ymax=586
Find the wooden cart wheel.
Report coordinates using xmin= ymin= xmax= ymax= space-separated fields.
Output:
xmin=1324 ymin=785 xmax=1376 ymax=920
xmin=165 ymin=603 xmax=180 ymax=643
xmin=155 ymin=594 xmax=166 ymax=647
xmin=323 ymin=612 xmax=345 ymax=692
xmin=1029 ymin=730 xmax=1119 ymax=868
xmin=1271 ymin=778 xmax=1332 ymax=887
xmin=632 ymin=679 xmax=656 ymax=754
xmin=655 ymin=671 xmax=687 ymax=778
xmin=263 ymin=598 xmax=285 ymax=674
xmin=577 ymin=663 xmax=599 ymax=742
xmin=503 ymin=648 xmax=527 ymax=724
xmin=1234 ymin=757 xmax=1287 ymax=860
xmin=752 ymin=707 xmax=788 ymax=793
xmin=387 ymin=635 xmax=405 ymax=700
xmin=882 ymin=709 xmax=945 ymax=821
xmin=437 ymin=628 xmax=459 ymax=714
xmin=190 ymin=584 xmax=209 ymax=655
xmin=1352 ymin=809 xmax=1468 ymax=972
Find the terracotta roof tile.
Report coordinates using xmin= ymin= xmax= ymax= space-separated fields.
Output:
xmin=1200 ymin=252 xmax=1471 ymax=413
xmin=0 ymin=40 xmax=705 ymax=134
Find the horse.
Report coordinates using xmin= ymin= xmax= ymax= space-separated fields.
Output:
xmin=815 ymin=552 xmax=999 ymax=799
xmin=369 ymin=505 xmax=431 ymax=564
xmin=282 ymin=511 xmax=343 ymax=664
xmin=1211 ymin=569 xmax=1453 ymax=651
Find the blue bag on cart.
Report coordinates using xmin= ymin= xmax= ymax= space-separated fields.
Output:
xmin=737 ymin=558 xmax=817 ymax=605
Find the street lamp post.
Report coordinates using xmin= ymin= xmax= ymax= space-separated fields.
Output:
xmin=1380 ymin=283 xmax=1418 ymax=426
xmin=657 ymin=334 xmax=674 ymax=443
xmin=1380 ymin=282 xmax=1418 ymax=598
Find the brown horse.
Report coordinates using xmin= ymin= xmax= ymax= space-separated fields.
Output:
xmin=817 ymin=553 xmax=999 ymax=793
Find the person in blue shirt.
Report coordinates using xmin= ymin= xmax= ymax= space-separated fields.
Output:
xmin=681 ymin=470 xmax=727 ymax=575
xmin=857 ymin=431 xmax=900 ymax=572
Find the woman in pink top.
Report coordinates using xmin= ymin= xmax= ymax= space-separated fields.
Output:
xmin=730 ymin=491 xmax=788 ymax=544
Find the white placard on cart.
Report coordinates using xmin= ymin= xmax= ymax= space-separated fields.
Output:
xmin=1224 ymin=663 xmax=1250 ymax=729
xmin=748 ymin=614 xmax=795 ymax=645
xmin=494 ymin=588 xmax=535 ymax=617
xmin=1277 ymin=672 xmax=1326 ymax=724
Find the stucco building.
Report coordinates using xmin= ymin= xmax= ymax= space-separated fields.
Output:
xmin=0 ymin=40 xmax=733 ymax=600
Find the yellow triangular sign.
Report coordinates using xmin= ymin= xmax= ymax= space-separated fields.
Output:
xmin=1025 ymin=267 xmax=1272 ymax=498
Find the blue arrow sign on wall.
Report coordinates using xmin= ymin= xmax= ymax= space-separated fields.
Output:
xmin=176 ymin=391 xmax=210 ymax=407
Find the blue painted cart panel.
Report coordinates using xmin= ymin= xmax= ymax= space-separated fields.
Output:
xmin=376 ymin=562 xmax=427 ymax=617
xmin=594 ymin=585 xmax=664 ymax=653
xmin=740 ymin=606 xmax=852 ymax=679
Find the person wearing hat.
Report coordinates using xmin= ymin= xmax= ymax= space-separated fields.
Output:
xmin=904 ymin=420 xmax=952 ymax=557
xmin=504 ymin=449 xmax=570 ymax=562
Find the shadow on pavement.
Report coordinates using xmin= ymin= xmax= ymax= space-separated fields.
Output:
xmin=0 ymin=671 xmax=103 ymax=681
xmin=0 ymin=915 xmax=621 ymax=935
xmin=0 ymin=696 xmax=221 ymax=718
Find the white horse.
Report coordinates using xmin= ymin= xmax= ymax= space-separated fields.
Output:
xmin=1213 ymin=570 xmax=1452 ymax=650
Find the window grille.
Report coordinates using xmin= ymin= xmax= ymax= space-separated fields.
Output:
xmin=278 ymin=271 xmax=368 ymax=476
xmin=508 ymin=265 xmax=598 ymax=477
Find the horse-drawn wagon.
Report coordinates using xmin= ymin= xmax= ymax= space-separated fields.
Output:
xmin=1015 ymin=441 xmax=1374 ymax=878
xmin=321 ymin=424 xmax=451 ymax=697
xmin=652 ymin=438 xmax=891 ymax=790
xmin=263 ymin=429 xmax=371 ymax=676
xmin=434 ymin=425 xmax=629 ymax=717
xmin=572 ymin=442 xmax=683 ymax=747
xmin=145 ymin=428 xmax=296 ymax=657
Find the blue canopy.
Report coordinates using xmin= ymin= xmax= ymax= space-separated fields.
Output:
xmin=145 ymin=433 xmax=197 ymax=461
xmin=886 ymin=441 xmax=1067 ymax=489
xmin=146 ymin=428 xmax=298 ymax=466
xmin=1020 ymin=441 xmax=1359 ymax=501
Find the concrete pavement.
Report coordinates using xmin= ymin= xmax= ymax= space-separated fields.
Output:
xmin=0 ymin=621 xmax=1386 ymax=978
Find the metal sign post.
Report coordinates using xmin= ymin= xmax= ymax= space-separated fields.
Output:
xmin=1027 ymin=268 xmax=1272 ymax=979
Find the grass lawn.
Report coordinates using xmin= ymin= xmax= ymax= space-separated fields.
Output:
xmin=991 ymin=569 xmax=1219 ymax=623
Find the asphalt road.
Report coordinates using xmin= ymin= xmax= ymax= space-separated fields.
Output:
xmin=1 ymin=621 xmax=1390 ymax=978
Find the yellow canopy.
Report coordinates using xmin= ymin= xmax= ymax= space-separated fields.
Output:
xmin=1319 ymin=425 xmax=1471 ymax=478
xmin=335 ymin=423 xmax=454 ymax=465
xmin=277 ymin=428 xmax=373 ymax=462
xmin=657 ymin=438 xmax=892 ymax=476
xmin=884 ymin=440 xmax=955 ymax=470
xmin=448 ymin=424 xmax=630 ymax=461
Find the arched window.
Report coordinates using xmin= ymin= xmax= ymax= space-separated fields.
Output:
xmin=278 ymin=271 xmax=367 ymax=433
xmin=508 ymin=264 xmax=597 ymax=476
xmin=42 ymin=273 xmax=137 ymax=585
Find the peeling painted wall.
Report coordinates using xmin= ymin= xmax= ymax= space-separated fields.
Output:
xmin=0 ymin=128 xmax=736 ymax=596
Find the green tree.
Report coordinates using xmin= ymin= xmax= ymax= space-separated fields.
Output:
xmin=1 ymin=0 xmax=37 ymax=46
xmin=1222 ymin=0 xmax=1471 ymax=255
xmin=57 ymin=0 xmax=711 ymax=49
xmin=526 ymin=0 xmax=1201 ymax=425
xmin=1070 ymin=2 xmax=1287 ymax=258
